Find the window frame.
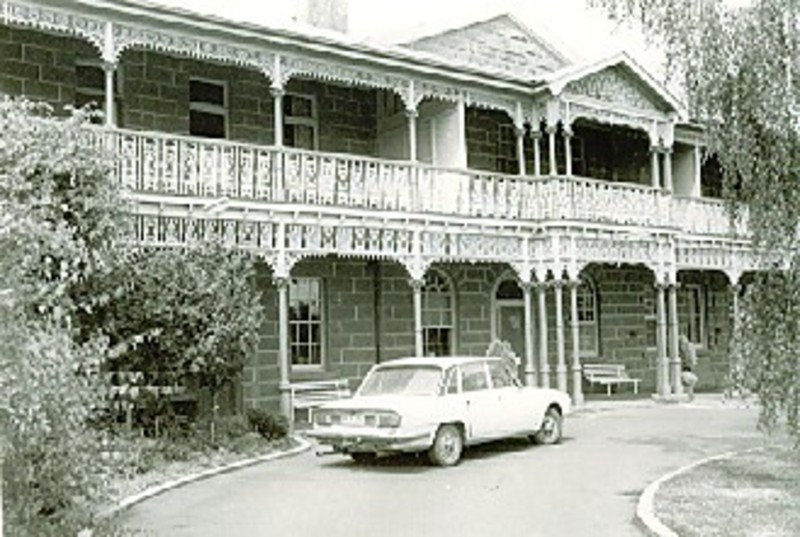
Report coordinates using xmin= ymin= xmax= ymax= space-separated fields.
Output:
xmin=283 ymin=92 xmax=319 ymax=150
xmin=576 ymin=277 xmax=599 ymax=358
xmin=289 ymin=277 xmax=325 ymax=370
xmin=189 ymin=77 xmax=228 ymax=139
xmin=421 ymin=269 xmax=456 ymax=357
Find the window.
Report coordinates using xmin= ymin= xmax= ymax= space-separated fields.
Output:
xmin=488 ymin=360 xmax=515 ymax=389
xmin=377 ymin=90 xmax=404 ymax=118
xmin=576 ymin=278 xmax=598 ymax=357
xmin=75 ymin=61 xmax=120 ymax=125
xmin=189 ymin=78 xmax=227 ymax=139
xmin=290 ymin=278 xmax=323 ymax=367
xmin=283 ymin=93 xmax=318 ymax=149
xmin=443 ymin=366 xmax=459 ymax=395
xmin=496 ymin=123 xmax=518 ymax=174
xmin=461 ymin=362 xmax=489 ymax=392
xmin=685 ymin=284 xmax=706 ymax=346
xmin=422 ymin=270 xmax=454 ymax=356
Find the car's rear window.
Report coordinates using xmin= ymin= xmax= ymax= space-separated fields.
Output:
xmin=358 ymin=366 xmax=443 ymax=396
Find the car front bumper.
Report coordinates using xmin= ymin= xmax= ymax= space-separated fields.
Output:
xmin=307 ymin=426 xmax=434 ymax=454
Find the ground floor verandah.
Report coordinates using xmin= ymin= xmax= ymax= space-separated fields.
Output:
xmin=243 ymin=257 xmax=740 ymax=417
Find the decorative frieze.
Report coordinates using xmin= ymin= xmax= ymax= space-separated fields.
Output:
xmin=4 ymin=0 xmax=105 ymax=54
xmin=567 ymin=101 xmax=658 ymax=139
xmin=564 ymin=67 xmax=662 ymax=113
xmin=280 ymin=55 xmax=407 ymax=94
xmin=112 ymin=24 xmax=274 ymax=71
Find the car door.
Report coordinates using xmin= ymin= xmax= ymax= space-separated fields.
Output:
xmin=460 ymin=361 xmax=504 ymax=442
xmin=487 ymin=359 xmax=528 ymax=435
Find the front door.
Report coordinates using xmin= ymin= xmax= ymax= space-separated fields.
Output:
xmin=496 ymin=302 xmax=526 ymax=379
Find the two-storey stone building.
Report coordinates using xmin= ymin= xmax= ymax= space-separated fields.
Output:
xmin=0 ymin=0 xmax=760 ymax=416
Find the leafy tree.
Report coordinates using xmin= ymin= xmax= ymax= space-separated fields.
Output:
xmin=0 ymin=98 xmax=121 ymax=534
xmin=87 ymin=243 xmax=263 ymax=438
xmin=588 ymin=0 xmax=800 ymax=442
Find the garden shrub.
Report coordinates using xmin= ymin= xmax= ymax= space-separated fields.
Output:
xmin=246 ymin=408 xmax=289 ymax=440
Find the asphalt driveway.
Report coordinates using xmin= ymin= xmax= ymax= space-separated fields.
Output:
xmin=121 ymin=395 xmax=762 ymax=536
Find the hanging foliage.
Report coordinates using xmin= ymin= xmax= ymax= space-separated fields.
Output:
xmin=588 ymin=0 xmax=800 ymax=443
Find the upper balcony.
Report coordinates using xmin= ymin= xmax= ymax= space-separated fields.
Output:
xmin=110 ymin=127 xmax=748 ymax=238
xmin=1 ymin=0 xmax=749 ymax=243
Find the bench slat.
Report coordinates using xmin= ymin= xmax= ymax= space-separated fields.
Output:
xmin=582 ymin=363 xmax=641 ymax=396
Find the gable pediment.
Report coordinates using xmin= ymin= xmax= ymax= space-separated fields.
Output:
xmin=562 ymin=64 xmax=673 ymax=114
xmin=405 ymin=14 xmax=568 ymax=79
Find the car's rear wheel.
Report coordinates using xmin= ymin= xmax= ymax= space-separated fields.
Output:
xmin=350 ymin=452 xmax=377 ymax=464
xmin=428 ymin=424 xmax=463 ymax=466
xmin=531 ymin=407 xmax=563 ymax=445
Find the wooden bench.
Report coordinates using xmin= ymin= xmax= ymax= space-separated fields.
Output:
xmin=289 ymin=379 xmax=352 ymax=423
xmin=582 ymin=363 xmax=641 ymax=396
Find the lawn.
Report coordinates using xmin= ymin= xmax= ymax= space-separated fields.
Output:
xmin=656 ymin=444 xmax=800 ymax=537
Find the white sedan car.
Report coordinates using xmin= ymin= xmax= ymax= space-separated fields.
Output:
xmin=307 ymin=356 xmax=571 ymax=466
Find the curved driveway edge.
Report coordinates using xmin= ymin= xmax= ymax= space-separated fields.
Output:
xmin=636 ymin=446 xmax=767 ymax=536
xmin=111 ymin=436 xmax=312 ymax=515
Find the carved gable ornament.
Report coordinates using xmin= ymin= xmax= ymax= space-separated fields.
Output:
xmin=563 ymin=66 xmax=667 ymax=113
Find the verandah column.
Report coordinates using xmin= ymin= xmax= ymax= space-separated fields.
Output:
xmin=663 ymin=147 xmax=674 ymax=192
xmin=103 ymin=62 xmax=116 ymax=127
xmin=406 ymin=108 xmax=418 ymax=162
xmin=554 ymin=278 xmax=568 ymax=392
xmin=272 ymin=86 xmax=285 ymax=147
xmin=533 ymin=129 xmax=542 ymax=177
xmin=692 ymin=145 xmax=703 ymax=197
xmin=563 ymin=126 xmax=573 ymax=177
xmin=546 ymin=124 xmax=558 ymax=175
xmin=668 ymin=279 xmax=683 ymax=396
xmin=410 ymin=278 xmax=424 ymax=357
xmin=568 ymin=278 xmax=584 ymax=406
xmin=522 ymin=282 xmax=537 ymax=386
xmin=655 ymin=280 xmax=670 ymax=397
xmin=516 ymin=124 xmax=527 ymax=176
xmin=275 ymin=276 xmax=291 ymax=418
xmin=537 ymin=281 xmax=550 ymax=387
xmin=271 ymin=85 xmax=286 ymax=202
xmin=651 ymin=146 xmax=661 ymax=189
xmin=513 ymin=102 xmax=527 ymax=176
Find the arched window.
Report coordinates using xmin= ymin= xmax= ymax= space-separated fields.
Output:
xmin=576 ymin=278 xmax=599 ymax=357
xmin=422 ymin=270 xmax=454 ymax=356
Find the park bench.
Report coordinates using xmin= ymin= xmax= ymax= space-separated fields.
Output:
xmin=582 ymin=363 xmax=641 ymax=396
xmin=289 ymin=378 xmax=352 ymax=423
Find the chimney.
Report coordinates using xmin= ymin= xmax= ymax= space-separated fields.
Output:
xmin=299 ymin=0 xmax=349 ymax=33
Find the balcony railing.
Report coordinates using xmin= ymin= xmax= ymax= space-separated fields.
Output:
xmin=108 ymin=128 xmax=747 ymax=237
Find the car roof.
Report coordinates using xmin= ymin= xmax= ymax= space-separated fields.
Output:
xmin=373 ymin=356 xmax=499 ymax=369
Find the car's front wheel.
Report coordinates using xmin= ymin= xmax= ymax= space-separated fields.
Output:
xmin=531 ymin=407 xmax=563 ymax=445
xmin=428 ymin=424 xmax=463 ymax=466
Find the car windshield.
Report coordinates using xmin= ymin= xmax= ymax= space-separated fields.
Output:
xmin=358 ymin=365 xmax=443 ymax=396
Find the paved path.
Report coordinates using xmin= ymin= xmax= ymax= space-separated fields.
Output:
xmin=121 ymin=395 xmax=762 ymax=537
